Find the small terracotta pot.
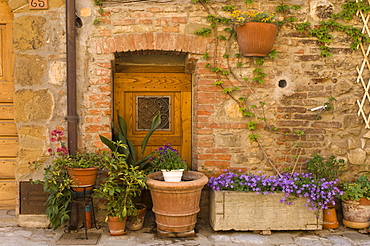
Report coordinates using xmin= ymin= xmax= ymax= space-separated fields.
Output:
xmin=323 ymin=204 xmax=339 ymax=229
xmin=127 ymin=203 xmax=147 ymax=231
xmin=107 ymin=216 xmax=127 ymax=236
xmin=68 ymin=167 xmax=98 ymax=192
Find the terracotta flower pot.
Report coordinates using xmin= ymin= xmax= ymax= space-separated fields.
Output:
xmin=342 ymin=198 xmax=370 ymax=229
xmin=235 ymin=22 xmax=278 ymax=57
xmin=68 ymin=167 xmax=98 ymax=192
xmin=107 ymin=216 xmax=127 ymax=236
xmin=146 ymin=171 xmax=208 ymax=236
xmin=323 ymin=203 xmax=339 ymax=229
xmin=127 ymin=203 xmax=147 ymax=231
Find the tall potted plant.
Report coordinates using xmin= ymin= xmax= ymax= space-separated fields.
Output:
xmin=231 ymin=10 xmax=278 ymax=57
xmin=94 ymin=142 xmax=147 ymax=235
xmin=100 ymin=113 xmax=161 ymax=170
xmin=100 ymin=113 xmax=161 ymax=209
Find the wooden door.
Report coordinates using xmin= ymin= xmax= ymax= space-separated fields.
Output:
xmin=114 ymin=70 xmax=192 ymax=167
xmin=0 ymin=2 xmax=17 ymax=209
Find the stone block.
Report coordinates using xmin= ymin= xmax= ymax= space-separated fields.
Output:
xmin=14 ymin=54 xmax=46 ymax=86
xmin=17 ymin=214 xmax=50 ymax=228
xmin=14 ymin=89 xmax=53 ymax=122
xmin=210 ymin=189 xmax=323 ymax=231
xmin=13 ymin=16 xmax=46 ymax=51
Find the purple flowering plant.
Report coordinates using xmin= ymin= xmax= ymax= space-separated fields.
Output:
xmin=208 ymin=171 xmax=343 ymax=213
xmin=149 ymin=144 xmax=188 ymax=172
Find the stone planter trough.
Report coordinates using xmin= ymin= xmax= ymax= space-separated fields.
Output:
xmin=210 ymin=189 xmax=323 ymax=231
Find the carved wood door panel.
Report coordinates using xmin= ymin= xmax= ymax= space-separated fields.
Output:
xmin=0 ymin=2 xmax=16 ymax=210
xmin=114 ymin=71 xmax=192 ymax=167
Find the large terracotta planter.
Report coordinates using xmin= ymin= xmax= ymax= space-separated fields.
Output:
xmin=236 ymin=22 xmax=278 ymax=57
xmin=68 ymin=167 xmax=98 ymax=192
xmin=342 ymin=198 xmax=370 ymax=229
xmin=146 ymin=171 xmax=208 ymax=236
xmin=107 ymin=216 xmax=127 ymax=236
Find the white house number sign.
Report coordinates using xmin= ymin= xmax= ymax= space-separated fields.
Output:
xmin=29 ymin=0 xmax=48 ymax=10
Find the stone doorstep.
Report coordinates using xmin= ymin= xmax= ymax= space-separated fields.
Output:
xmin=0 ymin=209 xmax=17 ymax=227
xmin=17 ymin=214 xmax=50 ymax=228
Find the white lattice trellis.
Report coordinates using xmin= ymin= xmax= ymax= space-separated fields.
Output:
xmin=356 ymin=0 xmax=370 ymax=128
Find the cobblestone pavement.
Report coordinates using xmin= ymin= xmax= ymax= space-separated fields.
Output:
xmin=1 ymin=210 xmax=370 ymax=246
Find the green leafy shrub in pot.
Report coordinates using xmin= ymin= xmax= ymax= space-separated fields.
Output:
xmin=94 ymin=142 xmax=147 ymax=221
xmin=100 ymin=113 xmax=161 ymax=170
xmin=306 ymin=153 xmax=346 ymax=182
xmin=340 ymin=174 xmax=370 ymax=201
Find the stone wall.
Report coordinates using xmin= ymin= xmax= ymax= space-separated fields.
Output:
xmin=6 ymin=0 xmax=370 ymax=188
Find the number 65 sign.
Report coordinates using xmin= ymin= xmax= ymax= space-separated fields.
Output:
xmin=29 ymin=0 xmax=48 ymax=10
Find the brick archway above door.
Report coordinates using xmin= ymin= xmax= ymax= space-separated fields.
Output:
xmin=95 ymin=33 xmax=213 ymax=55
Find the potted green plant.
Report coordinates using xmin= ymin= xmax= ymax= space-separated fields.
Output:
xmin=100 ymin=113 xmax=161 ymax=209
xmin=339 ymin=174 xmax=370 ymax=229
xmin=149 ymin=144 xmax=189 ymax=182
xmin=306 ymin=153 xmax=346 ymax=229
xmin=230 ymin=9 xmax=278 ymax=57
xmin=145 ymin=145 xmax=208 ymax=237
xmin=94 ymin=142 xmax=147 ymax=235
xmin=32 ymin=129 xmax=109 ymax=230
xmin=100 ymin=113 xmax=161 ymax=170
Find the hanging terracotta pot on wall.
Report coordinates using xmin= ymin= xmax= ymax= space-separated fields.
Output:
xmin=235 ymin=22 xmax=278 ymax=57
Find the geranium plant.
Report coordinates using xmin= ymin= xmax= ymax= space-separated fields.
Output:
xmin=208 ymin=171 xmax=343 ymax=214
xmin=149 ymin=144 xmax=188 ymax=172
xmin=339 ymin=174 xmax=370 ymax=201
xmin=32 ymin=129 xmax=109 ymax=229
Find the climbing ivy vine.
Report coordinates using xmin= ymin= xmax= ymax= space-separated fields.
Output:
xmin=192 ymin=0 xmax=368 ymax=174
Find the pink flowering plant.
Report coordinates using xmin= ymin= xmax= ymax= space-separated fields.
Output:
xmin=49 ymin=129 xmax=107 ymax=169
xmin=32 ymin=129 xmax=109 ymax=229
xmin=208 ymin=171 xmax=343 ymax=214
xmin=48 ymin=129 xmax=68 ymax=156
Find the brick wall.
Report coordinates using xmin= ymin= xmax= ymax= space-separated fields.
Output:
xmin=84 ymin=0 xmax=368 ymax=179
xmin=8 ymin=0 xmax=370 ymax=184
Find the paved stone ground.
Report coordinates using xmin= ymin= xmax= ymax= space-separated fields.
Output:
xmin=1 ymin=210 xmax=370 ymax=246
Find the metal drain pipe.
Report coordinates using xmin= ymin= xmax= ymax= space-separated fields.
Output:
xmin=66 ymin=0 xmax=79 ymax=231
xmin=66 ymin=0 xmax=78 ymax=155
